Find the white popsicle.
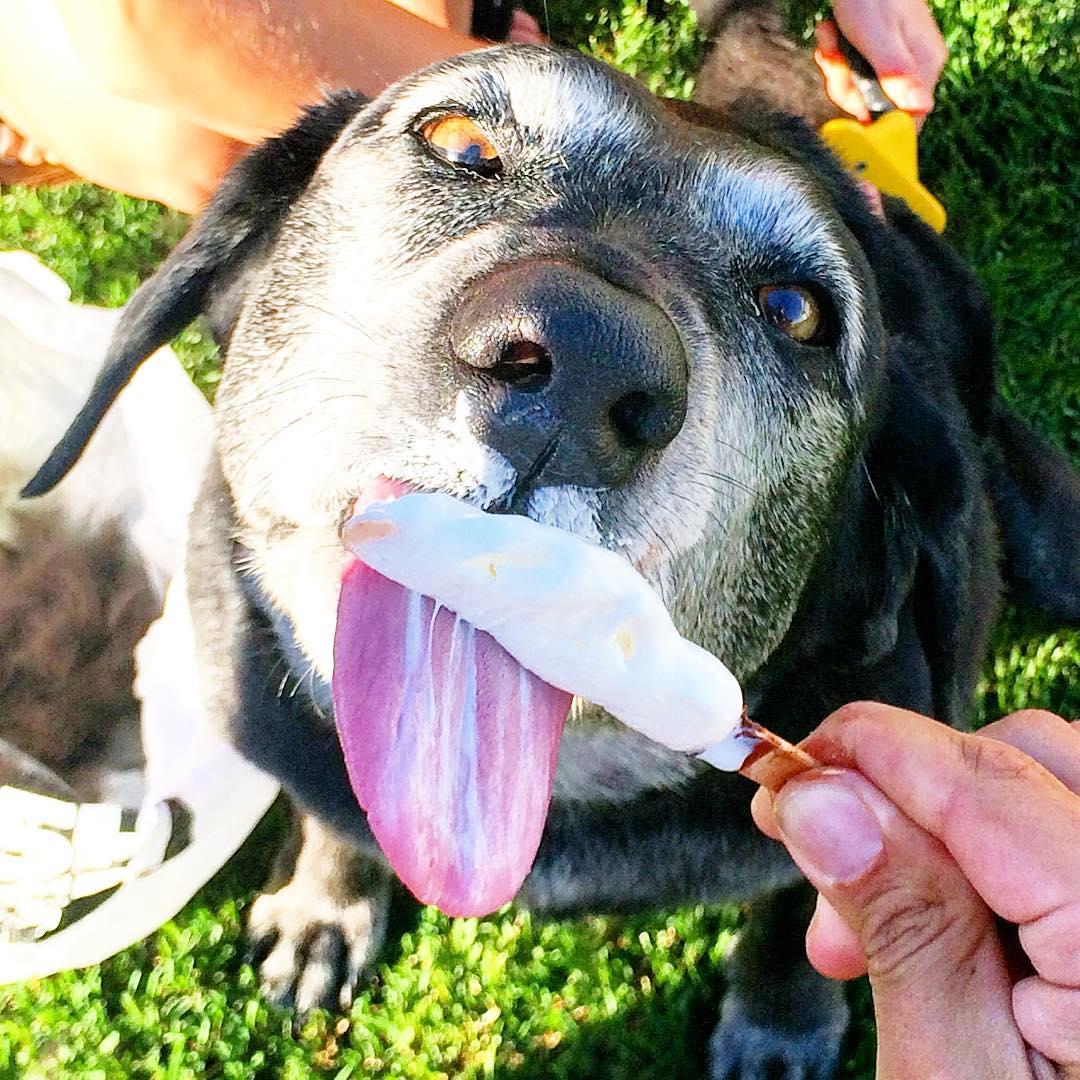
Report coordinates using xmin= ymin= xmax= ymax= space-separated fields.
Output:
xmin=342 ymin=492 xmax=745 ymax=759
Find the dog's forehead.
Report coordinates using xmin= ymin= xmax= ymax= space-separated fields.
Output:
xmin=354 ymin=48 xmax=850 ymax=261
xmin=314 ymin=46 xmax=869 ymax=343
xmin=376 ymin=46 xmax=656 ymax=147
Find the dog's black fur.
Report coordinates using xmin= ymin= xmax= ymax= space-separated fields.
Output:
xmin=24 ymin=46 xmax=1080 ymax=1079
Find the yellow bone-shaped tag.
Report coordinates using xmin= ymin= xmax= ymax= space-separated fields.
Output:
xmin=820 ymin=110 xmax=947 ymax=233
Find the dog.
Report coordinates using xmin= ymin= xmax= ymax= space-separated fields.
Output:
xmin=23 ymin=44 xmax=1080 ymax=1078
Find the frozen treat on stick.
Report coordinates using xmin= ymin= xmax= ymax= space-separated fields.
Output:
xmin=342 ymin=491 xmax=814 ymax=784
xmin=334 ymin=488 xmax=814 ymax=916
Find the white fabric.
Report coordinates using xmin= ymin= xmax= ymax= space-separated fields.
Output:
xmin=0 ymin=253 xmax=279 ymax=984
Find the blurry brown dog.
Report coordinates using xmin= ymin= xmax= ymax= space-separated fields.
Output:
xmin=0 ymin=507 xmax=156 ymax=799
xmin=691 ymin=0 xmax=843 ymax=126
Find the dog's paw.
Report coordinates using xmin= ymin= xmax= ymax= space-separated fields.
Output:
xmin=707 ymin=990 xmax=848 ymax=1080
xmin=247 ymin=870 xmax=391 ymax=1018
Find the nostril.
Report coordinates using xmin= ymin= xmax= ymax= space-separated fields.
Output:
xmin=609 ymin=390 xmax=677 ymax=451
xmin=489 ymin=340 xmax=553 ymax=391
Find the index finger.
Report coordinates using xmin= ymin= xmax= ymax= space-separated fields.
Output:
xmin=797 ymin=702 xmax=1080 ymax=933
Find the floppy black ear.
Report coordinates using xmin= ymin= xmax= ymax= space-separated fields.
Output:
xmin=987 ymin=405 xmax=1080 ymax=623
xmin=20 ymin=90 xmax=367 ymax=499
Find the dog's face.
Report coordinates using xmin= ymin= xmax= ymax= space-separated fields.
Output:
xmin=215 ymin=46 xmax=883 ymax=694
xmin=25 ymin=42 xmax=1002 ymax=923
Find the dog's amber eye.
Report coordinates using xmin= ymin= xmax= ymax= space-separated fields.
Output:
xmin=420 ymin=114 xmax=502 ymax=175
xmin=758 ymin=285 xmax=826 ymax=343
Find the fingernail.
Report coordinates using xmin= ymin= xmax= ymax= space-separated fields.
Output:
xmin=880 ymin=75 xmax=934 ymax=114
xmin=774 ymin=774 xmax=884 ymax=885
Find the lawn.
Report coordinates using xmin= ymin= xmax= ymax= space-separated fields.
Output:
xmin=1 ymin=1 xmax=1078 ymax=1077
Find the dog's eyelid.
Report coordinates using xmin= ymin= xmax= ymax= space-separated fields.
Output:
xmin=408 ymin=102 xmax=506 ymax=137
xmin=410 ymin=101 xmax=472 ymax=125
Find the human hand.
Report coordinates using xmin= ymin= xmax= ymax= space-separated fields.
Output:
xmin=752 ymin=703 xmax=1080 ymax=1078
xmin=815 ymin=0 xmax=948 ymax=123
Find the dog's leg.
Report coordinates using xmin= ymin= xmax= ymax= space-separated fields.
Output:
xmin=248 ymin=809 xmax=392 ymax=1017
xmin=709 ymin=883 xmax=849 ymax=1080
xmin=187 ymin=458 xmax=390 ymax=1015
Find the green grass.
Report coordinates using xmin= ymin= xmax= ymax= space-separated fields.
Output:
xmin=2 ymin=1 xmax=1078 ymax=1076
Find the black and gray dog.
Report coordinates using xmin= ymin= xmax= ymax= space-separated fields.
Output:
xmin=24 ymin=45 xmax=1080 ymax=1079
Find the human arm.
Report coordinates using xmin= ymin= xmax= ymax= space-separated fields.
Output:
xmin=0 ymin=0 xmax=493 ymax=211
xmin=51 ymin=0 xmax=482 ymax=144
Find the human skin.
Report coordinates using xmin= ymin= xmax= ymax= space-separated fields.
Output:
xmin=0 ymin=0 xmax=941 ymax=209
xmin=815 ymin=0 xmax=949 ymax=124
xmin=752 ymin=703 xmax=1080 ymax=1078
xmin=48 ymin=0 xmax=482 ymax=142
xmin=0 ymin=0 xmax=530 ymax=211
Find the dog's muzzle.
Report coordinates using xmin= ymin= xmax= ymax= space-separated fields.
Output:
xmin=451 ymin=259 xmax=688 ymax=487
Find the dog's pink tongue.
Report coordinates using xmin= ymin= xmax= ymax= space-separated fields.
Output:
xmin=333 ymin=558 xmax=572 ymax=916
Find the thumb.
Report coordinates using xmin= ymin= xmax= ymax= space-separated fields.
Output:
xmin=771 ymin=768 xmax=1033 ymax=1077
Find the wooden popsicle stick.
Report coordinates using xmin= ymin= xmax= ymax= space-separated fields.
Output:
xmin=736 ymin=719 xmax=818 ymax=791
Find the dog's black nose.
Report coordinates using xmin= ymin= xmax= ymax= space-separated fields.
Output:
xmin=451 ymin=260 xmax=687 ymax=487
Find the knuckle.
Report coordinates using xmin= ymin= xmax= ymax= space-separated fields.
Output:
xmin=827 ymin=699 xmax=890 ymax=732
xmin=992 ymin=708 xmax=1080 ymax=749
xmin=958 ymin=731 xmax=1047 ymax=787
xmin=829 ymin=700 xmax=870 ymax=725
xmin=821 ymin=700 xmax=908 ymax=755
xmin=860 ymin=880 xmax=976 ymax=984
